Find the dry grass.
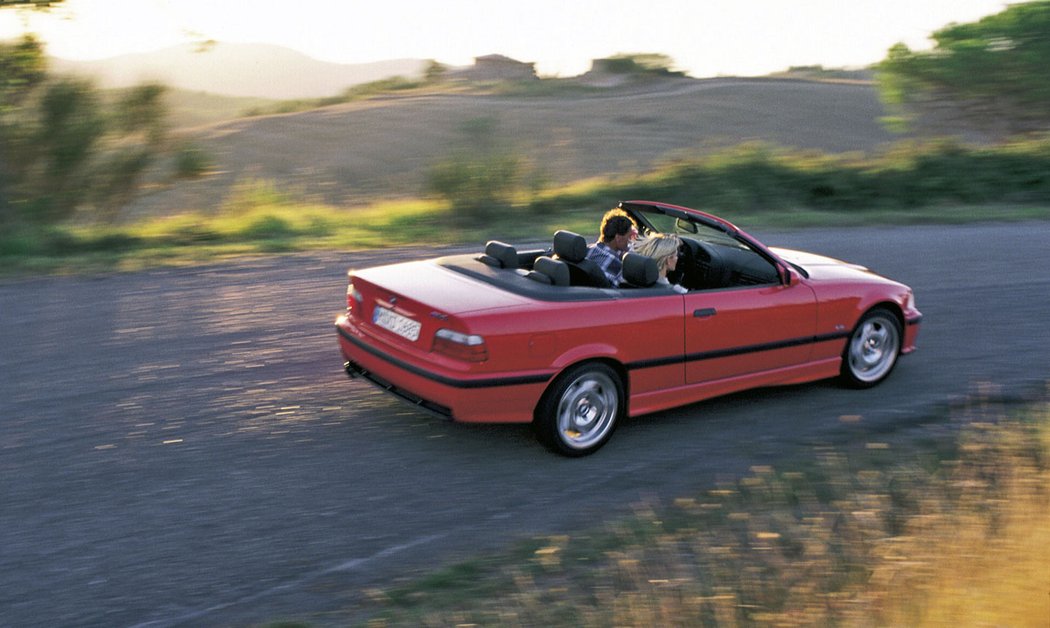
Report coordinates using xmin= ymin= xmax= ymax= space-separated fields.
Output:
xmin=362 ymin=390 xmax=1050 ymax=627
xmin=130 ymin=78 xmax=907 ymax=218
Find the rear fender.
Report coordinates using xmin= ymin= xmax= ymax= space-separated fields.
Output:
xmin=534 ymin=354 xmax=630 ymax=421
xmin=550 ymin=343 xmax=622 ymax=372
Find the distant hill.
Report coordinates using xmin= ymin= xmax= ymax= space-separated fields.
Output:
xmin=50 ymin=42 xmax=427 ymax=99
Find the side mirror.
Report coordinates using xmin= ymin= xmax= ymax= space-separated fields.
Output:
xmin=674 ymin=218 xmax=698 ymax=234
xmin=781 ymin=265 xmax=801 ymax=287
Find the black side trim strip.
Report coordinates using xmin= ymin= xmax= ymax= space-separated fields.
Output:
xmin=626 ymin=331 xmax=851 ymax=371
xmin=337 ymin=324 xmax=552 ymax=389
xmin=341 ymin=324 xmax=857 ymax=388
xmin=906 ymin=315 xmax=923 ymax=326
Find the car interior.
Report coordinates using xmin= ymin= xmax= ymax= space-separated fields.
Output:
xmin=474 ymin=204 xmax=783 ymax=293
xmin=628 ymin=207 xmax=782 ymax=290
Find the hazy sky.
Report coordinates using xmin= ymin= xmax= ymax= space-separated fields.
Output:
xmin=0 ymin=0 xmax=1020 ymax=77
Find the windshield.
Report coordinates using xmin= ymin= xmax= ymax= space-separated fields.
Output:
xmin=636 ymin=209 xmax=742 ymax=249
xmin=628 ymin=205 xmax=784 ymax=289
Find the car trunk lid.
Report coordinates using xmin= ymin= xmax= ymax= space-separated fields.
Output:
xmin=348 ymin=259 xmax=529 ymax=350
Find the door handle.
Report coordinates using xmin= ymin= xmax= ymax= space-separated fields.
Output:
xmin=693 ymin=308 xmax=717 ymax=318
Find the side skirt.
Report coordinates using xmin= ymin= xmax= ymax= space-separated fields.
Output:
xmin=627 ymin=357 xmax=842 ymax=418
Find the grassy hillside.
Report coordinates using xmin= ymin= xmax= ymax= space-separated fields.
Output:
xmin=6 ymin=76 xmax=1046 ymax=273
xmin=123 ymin=77 xmax=924 ymax=219
xmin=161 ymin=89 xmax=279 ymax=129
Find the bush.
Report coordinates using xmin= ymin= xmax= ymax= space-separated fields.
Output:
xmin=0 ymin=227 xmax=41 ymax=257
xmin=173 ymin=143 xmax=212 ymax=179
xmin=1 ymin=37 xmax=170 ymax=226
xmin=425 ymin=152 xmax=526 ymax=221
xmin=548 ymin=136 xmax=1050 ymax=213
xmin=601 ymin=53 xmax=686 ymax=77
xmin=221 ymin=178 xmax=297 ymax=214
xmin=424 ymin=117 xmax=541 ymax=223
xmin=241 ymin=214 xmax=294 ymax=239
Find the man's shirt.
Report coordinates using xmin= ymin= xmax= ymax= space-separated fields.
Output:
xmin=585 ymin=241 xmax=624 ymax=286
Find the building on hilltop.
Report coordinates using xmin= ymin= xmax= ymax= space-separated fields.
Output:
xmin=448 ymin=54 xmax=538 ymax=82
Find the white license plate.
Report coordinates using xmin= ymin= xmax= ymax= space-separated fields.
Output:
xmin=373 ymin=306 xmax=421 ymax=342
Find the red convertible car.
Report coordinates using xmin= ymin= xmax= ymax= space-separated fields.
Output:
xmin=336 ymin=201 xmax=921 ymax=456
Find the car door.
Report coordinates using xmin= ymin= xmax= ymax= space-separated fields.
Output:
xmin=684 ymin=280 xmax=817 ymax=385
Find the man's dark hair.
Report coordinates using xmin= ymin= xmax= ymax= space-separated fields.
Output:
xmin=599 ymin=209 xmax=636 ymax=243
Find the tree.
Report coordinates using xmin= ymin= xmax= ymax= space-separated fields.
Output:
xmin=877 ymin=1 xmax=1050 ymax=133
xmin=423 ymin=59 xmax=449 ymax=83
xmin=0 ymin=32 xmax=46 ymax=105
xmin=92 ymin=82 xmax=169 ymax=221
xmin=602 ymin=53 xmax=686 ymax=77
xmin=0 ymin=34 xmax=169 ymax=224
xmin=0 ymin=34 xmax=48 ymax=219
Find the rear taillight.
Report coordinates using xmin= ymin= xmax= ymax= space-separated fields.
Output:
xmin=347 ymin=281 xmax=363 ymax=312
xmin=433 ymin=328 xmax=488 ymax=362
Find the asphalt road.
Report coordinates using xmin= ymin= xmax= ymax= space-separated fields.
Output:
xmin=2 ymin=222 xmax=1048 ymax=627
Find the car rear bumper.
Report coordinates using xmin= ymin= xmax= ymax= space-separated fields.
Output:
xmin=343 ymin=358 xmax=455 ymax=419
xmin=336 ymin=315 xmax=550 ymax=424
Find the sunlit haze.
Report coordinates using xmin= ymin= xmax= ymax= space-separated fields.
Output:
xmin=0 ymin=0 xmax=1021 ymax=77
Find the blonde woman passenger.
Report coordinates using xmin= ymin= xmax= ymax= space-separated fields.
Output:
xmin=633 ymin=233 xmax=688 ymax=293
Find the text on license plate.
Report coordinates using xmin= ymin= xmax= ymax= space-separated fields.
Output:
xmin=373 ymin=306 xmax=421 ymax=342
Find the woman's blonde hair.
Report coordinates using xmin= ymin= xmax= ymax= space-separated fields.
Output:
xmin=634 ymin=233 xmax=681 ymax=273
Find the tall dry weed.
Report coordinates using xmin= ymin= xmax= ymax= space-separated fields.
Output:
xmin=370 ymin=394 xmax=1050 ymax=627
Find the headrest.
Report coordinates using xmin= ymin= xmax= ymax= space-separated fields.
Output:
xmin=621 ymin=252 xmax=658 ymax=287
xmin=481 ymin=240 xmax=518 ymax=268
xmin=552 ymin=230 xmax=588 ymax=263
xmin=532 ymin=256 xmax=570 ymax=287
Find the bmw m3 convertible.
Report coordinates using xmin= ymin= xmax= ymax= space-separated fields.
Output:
xmin=336 ymin=201 xmax=921 ymax=456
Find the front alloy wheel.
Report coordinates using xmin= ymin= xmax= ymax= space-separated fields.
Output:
xmin=536 ymin=363 xmax=623 ymax=456
xmin=841 ymin=308 xmax=902 ymax=388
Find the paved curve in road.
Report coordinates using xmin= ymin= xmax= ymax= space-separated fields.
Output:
xmin=2 ymin=222 xmax=1047 ymax=626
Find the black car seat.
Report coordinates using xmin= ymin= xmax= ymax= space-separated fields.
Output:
xmin=525 ymin=256 xmax=571 ymax=286
xmin=478 ymin=240 xmax=518 ymax=269
xmin=551 ymin=230 xmax=611 ymax=288
xmin=620 ymin=252 xmax=659 ymax=288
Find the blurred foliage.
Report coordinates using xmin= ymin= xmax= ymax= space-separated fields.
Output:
xmin=172 ymin=142 xmax=213 ymax=179
xmin=424 ymin=117 xmax=546 ymax=223
xmin=243 ymin=76 xmax=428 ymax=117
xmin=0 ymin=32 xmax=46 ymax=107
xmin=601 ymin=53 xmax=686 ymax=77
xmin=877 ymin=1 xmax=1050 ymax=133
xmin=534 ymin=137 xmax=1050 ymax=214
xmin=366 ymin=394 xmax=1050 ymax=626
xmin=771 ymin=65 xmax=873 ymax=82
xmin=0 ymin=35 xmax=170 ymax=225
xmin=5 ymin=137 xmax=1050 ymax=272
xmin=423 ymin=59 xmax=449 ymax=82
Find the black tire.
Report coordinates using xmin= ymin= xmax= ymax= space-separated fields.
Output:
xmin=534 ymin=363 xmax=623 ymax=457
xmin=840 ymin=307 xmax=902 ymax=388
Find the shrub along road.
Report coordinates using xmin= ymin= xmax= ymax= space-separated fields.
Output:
xmin=1 ymin=222 xmax=1048 ymax=626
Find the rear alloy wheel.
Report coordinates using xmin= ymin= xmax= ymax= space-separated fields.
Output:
xmin=536 ymin=363 xmax=623 ymax=456
xmin=841 ymin=308 xmax=902 ymax=388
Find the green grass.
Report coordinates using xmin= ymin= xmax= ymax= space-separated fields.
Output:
xmin=5 ymin=137 xmax=1050 ymax=275
xmin=3 ymin=196 xmax=1048 ymax=276
xmin=348 ymin=394 xmax=1050 ymax=627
